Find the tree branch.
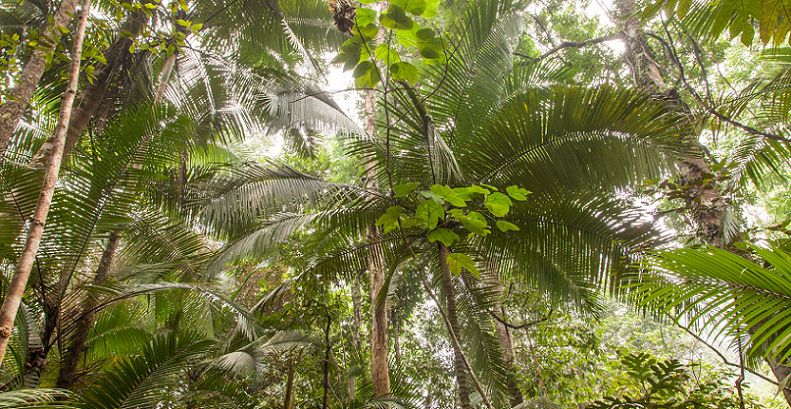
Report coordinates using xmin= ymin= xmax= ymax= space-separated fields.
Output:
xmin=517 ymin=33 xmax=625 ymax=65
xmin=647 ymin=28 xmax=791 ymax=144
xmin=490 ymin=309 xmax=552 ymax=330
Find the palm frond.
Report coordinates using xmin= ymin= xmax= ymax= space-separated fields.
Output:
xmin=632 ymin=245 xmax=791 ymax=363
xmin=79 ymin=332 xmax=216 ymax=409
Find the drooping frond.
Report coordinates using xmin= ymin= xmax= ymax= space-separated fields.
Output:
xmin=631 ymin=245 xmax=791 ymax=363
xmin=457 ymin=86 xmax=696 ymax=194
xmin=78 ymin=332 xmax=216 ymax=409
xmin=190 ymin=160 xmax=382 ymax=237
xmin=0 ymin=389 xmax=76 ymax=409
xmin=481 ymin=192 xmax=666 ymax=313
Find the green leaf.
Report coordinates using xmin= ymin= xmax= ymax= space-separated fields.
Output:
xmin=419 ymin=0 xmax=439 ymax=17
xmin=355 ymin=7 xmax=377 ymax=27
xmin=375 ymin=43 xmax=401 ymax=63
xmin=430 ymin=184 xmax=466 ymax=207
xmin=379 ymin=5 xmax=414 ymax=30
xmin=467 ymin=185 xmax=491 ymax=195
xmin=457 ymin=212 xmax=489 ymax=236
xmin=416 ymin=200 xmax=444 ymax=229
xmin=375 ymin=206 xmax=404 ymax=233
xmin=427 ymin=228 xmax=459 ymax=247
xmin=453 ymin=187 xmax=473 ymax=201
xmin=446 ymin=253 xmax=479 ymax=277
xmin=390 ymin=62 xmax=418 ymax=84
xmin=506 ymin=185 xmax=531 ymax=201
xmin=400 ymin=218 xmax=419 ymax=229
xmin=395 ymin=23 xmax=422 ymax=48
xmin=420 ymin=189 xmax=443 ymax=203
xmin=416 ymin=28 xmax=435 ymax=40
xmin=484 ymin=192 xmax=512 ymax=217
xmin=353 ymin=61 xmax=381 ymax=88
xmin=391 ymin=0 xmax=428 ymax=15
xmin=446 ymin=208 xmax=464 ymax=218
xmin=393 ymin=182 xmax=419 ymax=197
xmin=496 ymin=220 xmax=520 ymax=232
xmin=356 ymin=23 xmax=379 ymax=40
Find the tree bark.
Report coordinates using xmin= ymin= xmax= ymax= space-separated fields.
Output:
xmin=55 ymin=230 xmax=120 ymax=388
xmin=393 ymin=319 xmax=400 ymax=365
xmin=368 ymin=224 xmax=390 ymax=399
xmin=364 ymin=62 xmax=390 ymax=397
xmin=0 ymin=0 xmax=83 ymax=159
xmin=284 ymin=358 xmax=296 ymax=409
xmin=152 ymin=8 xmax=187 ymax=103
xmin=0 ymin=0 xmax=92 ymax=362
xmin=322 ymin=314 xmax=332 ymax=409
xmin=487 ymin=273 xmax=523 ymax=407
xmin=348 ymin=271 xmax=363 ymax=401
xmin=614 ymin=0 xmax=790 ymax=404
xmin=439 ymin=244 xmax=471 ymax=409
xmin=29 ymin=9 xmax=150 ymax=168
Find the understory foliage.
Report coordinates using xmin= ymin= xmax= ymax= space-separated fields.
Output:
xmin=1 ymin=0 xmax=790 ymax=407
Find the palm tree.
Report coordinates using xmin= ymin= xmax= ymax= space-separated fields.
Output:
xmin=0 ymin=0 xmax=91 ymax=363
xmin=0 ymin=0 xmax=354 ymax=385
xmin=191 ymin=18 xmax=697 ymax=400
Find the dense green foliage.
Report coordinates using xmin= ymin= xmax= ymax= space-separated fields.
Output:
xmin=1 ymin=0 xmax=790 ymax=407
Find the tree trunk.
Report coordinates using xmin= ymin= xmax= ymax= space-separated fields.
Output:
xmin=368 ymin=224 xmax=390 ymax=399
xmin=322 ymin=314 xmax=332 ymax=409
xmin=29 ymin=9 xmax=150 ymax=168
xmin=488 ymin=273 xmax=523 ymax=407
xmin=55 ymin=230 xmax=120 ymax=388
xmin=284 ymin=358 xmax=296 ymax=409
xmin=152 ymin=8 xmax=187 ymax=103
xmin=348 ymin=271 xmax=363 ymax=401
xmin=393 ymin=319 xmax=400 ymax=365
xmin=154 ymin=54 xmax=177 ymax=103
xmin=614 ymin=0 xmax=790 ymax=404
xmin=0 ymin=0 xmax=92 ymax=362
xmin=364 ymin=67 xmax=390 ymax=397
xmin=439 ymin=244 xmax=471 ymax=409
xmin=0 ymin=0 xmax=83 ymax=158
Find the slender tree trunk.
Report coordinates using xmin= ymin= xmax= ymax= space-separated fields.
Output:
xmin=487 ymin=273 xmax=523 ymax=407
xmin=0 ymin=0 xmax=92 ymax=362
xmin=284 ymin=358 xmax=296 ymax=409
xmin=152 ymin=8 xmax=187 ymax=104
xmin=367 ymin=223 xmax=390 ymax=398
xmin=439 ymin=244 xmax=471 ymax=409
xmin=154 ymin=54 xmax=177 ymax=103
xmin=322 ymin=314 xmax=332 ymax=409
xmin=614 ymin=0 xmax=790 ymax=404
xmin=29 ymin=9 xmax=150 ymax=167
xmin=348 ymin=271 xmax=363 ymax=401
xmin=55 ymin=230 xmax=120 ymax=388
xmin=0 ymin=0 xmax=83 ymax=158
xmin=393 ymin=319 xmax=400 ymax=365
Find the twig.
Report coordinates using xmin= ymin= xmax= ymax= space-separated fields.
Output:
xmin=674 ymin=320 xmax=778 ymax=386
xmin=490 ymin=309 xmax=552 ymax=330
